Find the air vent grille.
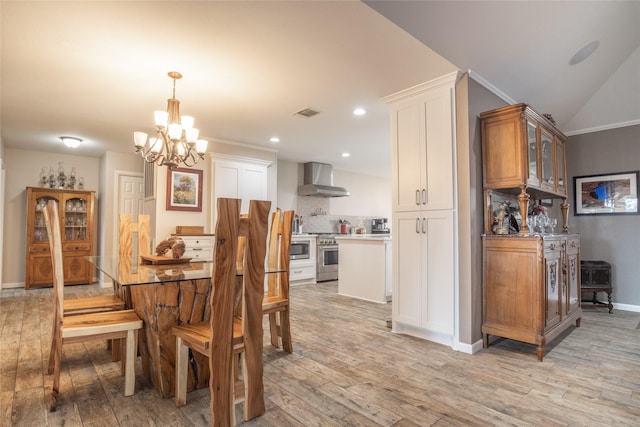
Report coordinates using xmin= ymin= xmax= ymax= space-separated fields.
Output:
xmin=294 ymin=107 xmax=320 ymax=118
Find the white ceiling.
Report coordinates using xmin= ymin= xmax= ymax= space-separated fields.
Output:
xmin=2 ymin=1 xmax=639 ymax=178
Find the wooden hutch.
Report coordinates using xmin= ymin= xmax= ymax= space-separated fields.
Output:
xmin=480 ymin=103 xmax=581 ymax=361
xmin=25 ymin=187 xmax=95 ymax=289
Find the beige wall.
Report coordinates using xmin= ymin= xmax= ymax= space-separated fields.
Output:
xmin=456 ymin=74 xmax=509 ymax=346
xmin=2 ymin=148 xmax=101 ymax=286
xmin=567 ymin=124 xmax=640 ymax=307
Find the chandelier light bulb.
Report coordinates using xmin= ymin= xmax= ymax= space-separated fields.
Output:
xmin=185 ymin=127 xmax=199 ymax=143
xmin=181 ymin=116 xmax=194 ymax=130
xmin=134 ymin=132 xmax=148 ymax=148
xmin=196 ymin=139 xmax=208 ymax=154
xmin=154 ymin=111 xmax=168 ymax=128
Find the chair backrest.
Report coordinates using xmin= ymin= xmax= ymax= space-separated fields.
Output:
xmin=119 ymin=214 xmax=151 ymax=259
xmin=266 ymin=209 xmax=294 ymax=299
xmin=42 ymin=200 xmax=65 ymax=324
xmin=209 ymin=198 xmax=271 ymax=425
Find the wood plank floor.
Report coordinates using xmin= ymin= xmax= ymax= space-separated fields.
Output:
xmin=1 ymin=282 xmax=639 ymax=426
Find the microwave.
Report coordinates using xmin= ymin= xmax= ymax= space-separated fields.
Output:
xmin=290 ymin=239 xmax=311 ymax=260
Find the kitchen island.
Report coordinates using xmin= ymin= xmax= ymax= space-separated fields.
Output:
xmin=335 ymin=235 xmax=392 ymax=303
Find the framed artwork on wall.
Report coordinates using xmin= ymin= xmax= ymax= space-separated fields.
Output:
xmin=574 ymin=171 xmax=639 ymax=215
xmin=166 ymin=167 xmax=203 ymax=212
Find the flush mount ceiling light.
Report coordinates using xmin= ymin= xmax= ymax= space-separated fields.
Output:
xmin=353 ymin=108 xmax=366 ymax=116
xmin=133 ymin=71 xmax=208 ymax=169
xmin=569 ymin=40 xmax=599 ymax=66
xmin=270 ymin=136 xmax=280 ymax=143
xmin=60 ymin=136 xmax=83 ymax=148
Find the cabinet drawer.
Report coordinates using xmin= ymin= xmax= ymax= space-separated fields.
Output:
xmin=290 ymin=264 xmax=316 ymax=281
xmin=180 ymin=236 xmax=214 ymax=248
xmin=63 ymin=243 xmax=91 ymax=252
xmin=184 ymin=248 xmax=213 ymax=262
xmin=566 ymin=237 xmax=579 ymax=254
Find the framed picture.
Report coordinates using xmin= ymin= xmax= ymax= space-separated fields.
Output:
xmin=166 ymin=168 xmax=203 ymax=212
xmin=574 ymin=171 xmax=639 ymax=215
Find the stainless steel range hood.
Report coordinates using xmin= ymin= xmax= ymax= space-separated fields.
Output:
xmin=298 ymin=162 xmax=349 ymax=197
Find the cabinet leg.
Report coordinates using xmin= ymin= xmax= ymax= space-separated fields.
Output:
xmin=607 ymin=292 xmax=613 ymax=313
xmin=482 ymin=333 xmax=489 ymax=349
xmin=536 ymin=346 xmax=544 ymax=362
xmin=576 ymin=317 xmax=581 ymax=328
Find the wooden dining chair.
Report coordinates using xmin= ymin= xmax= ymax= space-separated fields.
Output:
xmin=42 ymin=200 xmax=143 ymax=411
xmin=172 ymin=198 xmax=270 ymax=425
xmin=262 ymin=209 xmax=294 ymax=352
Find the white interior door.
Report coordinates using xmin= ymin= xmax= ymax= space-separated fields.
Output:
xmin=115 ymin=173 xmax=144 ymax=256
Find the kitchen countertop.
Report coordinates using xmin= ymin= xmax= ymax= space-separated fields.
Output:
xmin=335 ymin=234 xmax=392 ymax=241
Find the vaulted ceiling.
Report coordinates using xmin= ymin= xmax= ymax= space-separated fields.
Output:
xmin=2 ymin=1 xmax=638 ymax=177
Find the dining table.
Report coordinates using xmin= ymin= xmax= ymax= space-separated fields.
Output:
xmin=85 ymin=255 xmax=282 ymax=401
xmin=85 ymin=256 xmax=215 ymax=398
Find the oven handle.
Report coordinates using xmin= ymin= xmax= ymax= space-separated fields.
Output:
xmin=318 ymin=244 xmax=338 ymax=250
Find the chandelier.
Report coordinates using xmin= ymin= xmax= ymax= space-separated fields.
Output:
xmin=133 ymin=71 xmax=208 ymax=169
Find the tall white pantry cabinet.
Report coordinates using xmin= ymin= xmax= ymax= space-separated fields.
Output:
xmin=384 ymin=72 xmax=459 ymax=347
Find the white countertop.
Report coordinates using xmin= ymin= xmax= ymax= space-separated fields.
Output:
xmin=335 ymin=234 xmax=392 ymax=241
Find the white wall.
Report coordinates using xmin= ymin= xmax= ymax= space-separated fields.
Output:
xmin=277 ymin=159 xmax=392 ymax=233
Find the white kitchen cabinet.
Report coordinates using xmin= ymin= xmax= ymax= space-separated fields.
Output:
xmin=212 ymin=155 xmax=270 ymax=213
xmin=290 ymin=234 xmax=316 ymax=285
xmin=389 ymin=76 xmax=455 ymax=213
xmin=392 ymin=210 xmax=454 ymax=344
xmin=384 ymin=71 xmax=459 ymax=348
xmin=336 ymin=236 xmax=391 ymax=303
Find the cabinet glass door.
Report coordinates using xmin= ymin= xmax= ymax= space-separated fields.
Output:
xmin=33 ymin=195 xmax=59 ymax=242
xmin=526 ymin=121 xmax=539 ymax=185
xmin=63 ymin=196 xmax=89 ymax=242
xmin=556 ymin=140 xmax=566 ymax=194
xmin=540 ymin=129 xmax=554 ymax=190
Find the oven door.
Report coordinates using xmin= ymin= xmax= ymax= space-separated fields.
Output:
xmin=317 ymin=244 xmax=338 ymax=281
xmin=290 ymin=239 xmax=311 ymax=260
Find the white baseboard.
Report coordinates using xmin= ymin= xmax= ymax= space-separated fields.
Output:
xmin=1 ymin=282 xmax=25 ymax=289
xmin=612 ymin=302 xmax=640 ymax=313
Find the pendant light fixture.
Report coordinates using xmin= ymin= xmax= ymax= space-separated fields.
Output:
xmin=133 ymin=71 xmax=208 ymax=169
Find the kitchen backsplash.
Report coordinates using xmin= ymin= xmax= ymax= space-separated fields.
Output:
xmin=295 ymin=196 xmax=386 ymax=234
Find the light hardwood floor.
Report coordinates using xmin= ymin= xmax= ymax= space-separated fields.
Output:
xmin=1 ymin=282 xmax=639 ymax=426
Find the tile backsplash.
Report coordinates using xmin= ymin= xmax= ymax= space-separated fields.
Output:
xmin=295 ymin=197 xmax=385 ymax=234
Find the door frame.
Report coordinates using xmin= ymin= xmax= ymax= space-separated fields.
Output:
xmin=112 ymin=170 xmax=144 ymax=259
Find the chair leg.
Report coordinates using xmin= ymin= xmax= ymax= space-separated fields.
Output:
xmin=279 ymin=308 xmax=293 ymax=354
xmin=47 ymin=318 xmax=58 ymax=375
xmin=48 ymin=333 xmax=63 ymax=412
xmin=175 ymin=336 xmax=189 ymax=407
xmin=124 ymin=330 xmax=137 ymax=396
xmin=268 ymin=313 xmax=279 ymax=348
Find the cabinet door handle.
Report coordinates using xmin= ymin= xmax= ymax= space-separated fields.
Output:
xmin=415 ymin=218 xmax=420 ymax=234
xmin=422 ymin=189 xmax=427 ymax=205
xmin=549 ymin=243 xmax=556 ymax=251
xmin=415 ymin=190 xmax=420 ymax=205
xmin=422 ymin=218 xmax=427 ymax=234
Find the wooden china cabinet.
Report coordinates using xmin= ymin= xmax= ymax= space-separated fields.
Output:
xmin=25 ymin=187 xmax=95 ymax=289
xmin=479 ymin=104 xmax=581 ymax=361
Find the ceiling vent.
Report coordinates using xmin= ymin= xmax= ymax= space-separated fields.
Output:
xmin=293 ymin=107 xmax=320 ymax=118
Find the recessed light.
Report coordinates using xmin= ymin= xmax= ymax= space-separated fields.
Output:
xmin=569 ymin=40 xmax=599 ymax=66
xmin=353 ymin=108 xmax=366 ymax=116
xmin=269 ymin=136 xmax=280 ymax=143
xmin=341 ymin=152 xmax=350 ymax=158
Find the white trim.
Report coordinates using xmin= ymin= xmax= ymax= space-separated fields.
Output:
xmin=612 ymin=302 xmax=640 ymax=313
xmin=1 ymin=282 xmax=24 ymax=289
xmin=382 ymin=71 xmax=462 ymax=103
xmin=211 ymin=153 xmax=272 ymax=167
xmin=564 ymin=119 xmax=640 ymax=136
xmin=467 ymin=69 xmax=517 ymax=105
xmin=209 ymin=137 xmax=279 ymax=154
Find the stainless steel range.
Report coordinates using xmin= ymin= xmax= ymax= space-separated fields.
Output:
xmin=316 ymin=234 xmax=338 ymax=282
